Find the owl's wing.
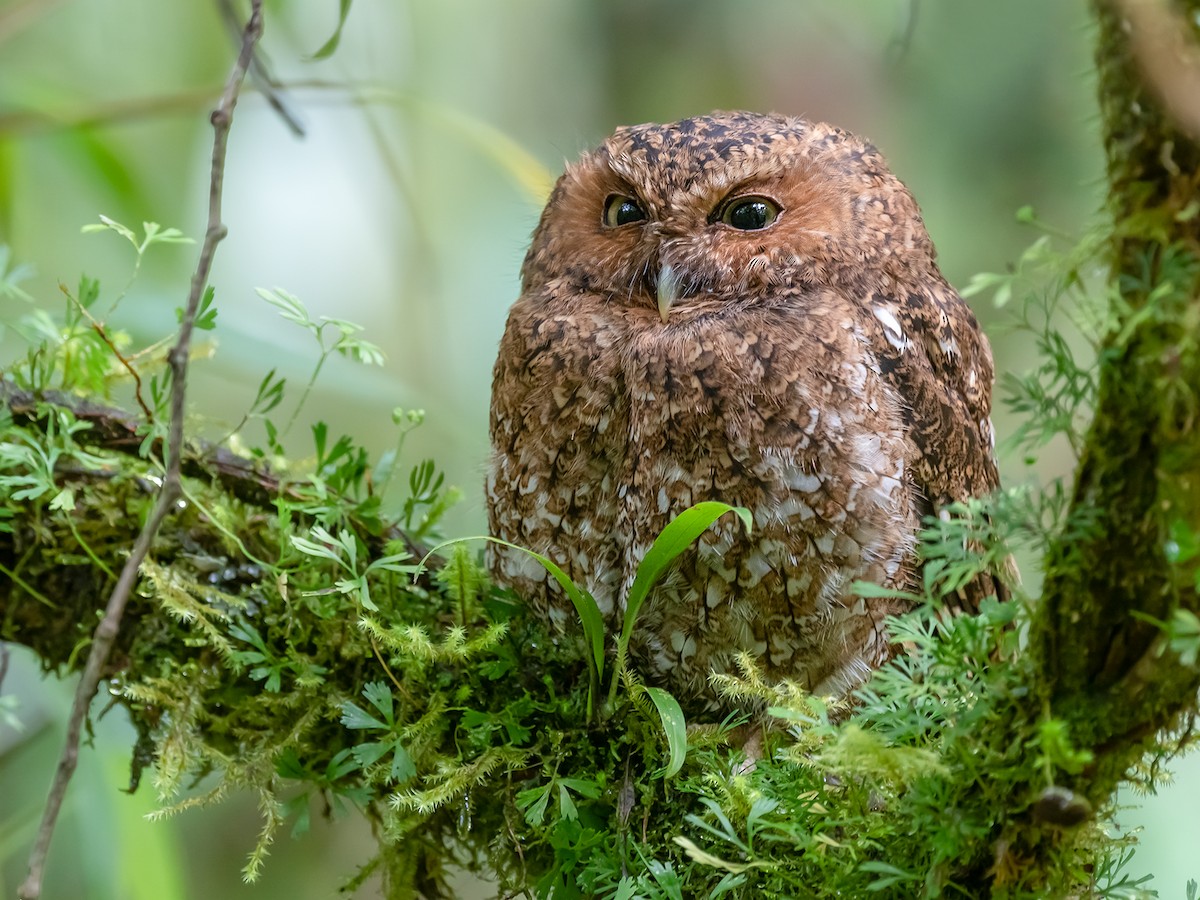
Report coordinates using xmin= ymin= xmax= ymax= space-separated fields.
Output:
xmin=869 ymin=280 xmax=1010 ymax=612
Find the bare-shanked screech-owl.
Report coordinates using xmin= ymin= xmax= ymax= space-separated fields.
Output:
xmin=487 ymin=112 xmax=1000 ymax=706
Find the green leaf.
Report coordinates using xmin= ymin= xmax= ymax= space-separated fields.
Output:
xmin=82 ymin=214 xmax=138 ymax=247
xmin=340 ymin=700 xmax=387 ymax=731
xmin=622 ymin=502 xmax=750 ymax=641
xmin=257 ymin=286 xmax=313 ymax=329
xmin=179 ymin=285 xmax=218 ymax=331
xmin=557 ymin=777 xmax=602 ymax=799
xmin=229 ymin=620 xmax=269 ymax=653
xmin=641 ymin=686 xmax=688 ymax=778
xmin=351 ymin=740 xmax=391 ymax=767
xmin=258 ymin=667 xmax=282 ymax=693
xmin=361 ymin=680 xmax=395 ymax=725
xmin=48 ymin=488 xmax=75 ymax=511
xmin=709 ymin=873 xmax=750 ymax=897
xmin=516 ymin=783 xmax=552 ymax=826
xmin=558 ymin=783 xmax=579 ymax=821
xmin=77 ymin=274 xmax=100 ymax=308
xmin=139 ymin=221 xmax=193 ymax=249
xmin=979 ymin=595 xmax=1017 ymax=626
xmin=610 ymin=502 xmax=750 ymax=705
xmin=860 ymin=860 xmax=918 ymax=891
xmin=334 ymin=333 xmax=385 ymax=366
xmin=274 ymin=747 xmax=306 ymax=779
xmin=326 ymin=747 xmax=360 ymax=781
xmin=290 ymin=529 xmax=350 ymax=567
xmin=309 ymin=0 xmax=353 ymax=60
xmin=850 ymin=580 xmax=922 ymax=602
xmin=250 ymin=368 xmax=286 ymax=415
xmin=389 ymin=743 xmax=416 ymax=782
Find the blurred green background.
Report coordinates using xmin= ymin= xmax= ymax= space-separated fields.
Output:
xmin=0 ymin=0 xmax=1195 ymax=896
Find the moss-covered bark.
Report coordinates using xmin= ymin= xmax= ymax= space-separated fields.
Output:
xmin=1033 ymin=0 xmax=1200 ymax=784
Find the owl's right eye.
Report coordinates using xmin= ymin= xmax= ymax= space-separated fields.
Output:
xmin=602 ymin=194 xmax=648 ymax=228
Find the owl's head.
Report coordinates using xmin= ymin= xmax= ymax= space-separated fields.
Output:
xmin=522 ymin=111 xmax=938 ymax=321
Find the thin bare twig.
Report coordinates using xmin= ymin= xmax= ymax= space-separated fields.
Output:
xmin=216 ymin=0 xmax=305 ymax=137
xmin=59 ymin=282 xmax=154 ymax=421
xmin=886 ymin=0 xmax=921 ymax=69
xmin=16 ymin=3 xmax=265 ymax=897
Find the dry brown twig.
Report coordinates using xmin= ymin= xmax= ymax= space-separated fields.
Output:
xmin=58 ymin=282 xmax=155 ymax=421
xmin=16 ymin=2 xmax=265 ymax=897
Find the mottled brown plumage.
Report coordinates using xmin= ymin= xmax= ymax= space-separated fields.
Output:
xmin=487 ymin=112 xmax=1001 ymax=706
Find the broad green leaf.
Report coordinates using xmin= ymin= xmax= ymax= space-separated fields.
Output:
xmin=641 ymin=686 xmax=687 ymax=778
xmin=611 ymin=503 xmax=750 ymax=705
xmin=622 ymin=502 xmax=750 ymax=642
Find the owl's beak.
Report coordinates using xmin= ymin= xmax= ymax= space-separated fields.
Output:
xmin=656 ymin=263 xmax=681 ymax=323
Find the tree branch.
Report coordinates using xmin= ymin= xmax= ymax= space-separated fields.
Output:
xmin=1031 ymin=0 xmax=1200 ymax=802
xmin=16 ymin=3 xmax=264 ymax=896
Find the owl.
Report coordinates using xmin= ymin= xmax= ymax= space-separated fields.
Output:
xmin=486 ymin=112 xmax=1001 ymax=707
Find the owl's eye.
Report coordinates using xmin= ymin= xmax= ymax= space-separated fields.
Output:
xmin=603 ymin=194 xmax=648 ymax=228
xmin=717 ymin=196 xmax=780 ymax=231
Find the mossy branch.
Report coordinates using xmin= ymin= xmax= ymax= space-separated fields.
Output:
xmin=1033 ymin=0 xmax=1200 ymax=780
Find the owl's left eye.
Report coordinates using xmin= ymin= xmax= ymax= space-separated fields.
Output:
xmin=603 ymin=194 xmax=648 ymax=228
xmin=715 ymin=195 xmax=781 ymax=231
